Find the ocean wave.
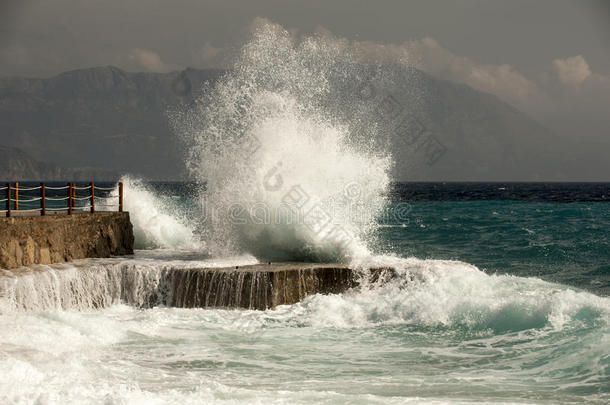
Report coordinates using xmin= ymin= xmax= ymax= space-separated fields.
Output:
xmin=170 ymin=22 xmax=395 ymax=262
xmin=1 ymin=254 xmax=608 ymax=404
xmin=118 ymin=176 xmax=203 ymax=250
xmin=231 ymin=256 xmax=609 ymax=334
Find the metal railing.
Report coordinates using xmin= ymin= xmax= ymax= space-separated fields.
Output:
xmin=1 ymin=182 xmax=123 ymax=217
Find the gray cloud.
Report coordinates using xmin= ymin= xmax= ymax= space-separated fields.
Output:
xmin=344 ymin=36 xmax=545 ymax=111
xmin=127 ymin=48 xmax=171 ymax=72
xmin=553 ymin=55 xmax=592 ymax=86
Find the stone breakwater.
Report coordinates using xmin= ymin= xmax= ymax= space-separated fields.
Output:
xmin=160 ymin=263 xmax=395 ymax=309
xmin=0 ymin=214 xmax=395 ymax=311
xmin=0 ymin=261 xmax=396 ymax=312
xmin=0 ymin=213 xmax=134 ymax=269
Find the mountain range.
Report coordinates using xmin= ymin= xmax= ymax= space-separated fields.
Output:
xmin=0 ymin=65 xmax=588 ymax=181
xmin=0 ymin=146 xmax=117 ymax=182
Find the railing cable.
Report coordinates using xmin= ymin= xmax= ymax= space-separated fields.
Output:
xmin=14 ymin=186 xmax=42 ymax=191
xmin=94 ymin=195 xmax=118 ymax=199
xmin=11 ymin=197 xmax=42 ymax=202
xmin=45 ymin=185 xmax=70 ymax=190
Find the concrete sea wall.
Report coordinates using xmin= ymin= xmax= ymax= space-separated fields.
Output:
xmin=165 ymin=263 xmax=365 ymax=309
xmin=0 ymin=213 xmax=134 ymax=269
xmin=0 ymin=214 xmax=394 ymax=311
xmin=0 ymin=261 xmax=395 ymax=312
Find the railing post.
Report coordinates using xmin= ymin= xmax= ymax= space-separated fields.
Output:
xmin=90 ymin=182 xmax=95 ymax=213
xmin=67 ymin=182 xmax=72 ymax=215
xmin=14 ymin=182 xmax=18 ymax=211
xmin=41 ymin=183 xmax=46 ymax=216
xmin=6 ymin=183 xmax=11 ymax=217
xmin=119 ymin=182 xmax=123 ymax=212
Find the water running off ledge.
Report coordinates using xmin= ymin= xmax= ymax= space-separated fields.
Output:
xmin=0 ymin=260 xmax=396 ymax=312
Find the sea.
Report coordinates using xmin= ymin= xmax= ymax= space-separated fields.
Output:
xmin=1 ymin=181 xmax=608 ymax=404
xmin=1 ymin=23 xmax=609 ymax=404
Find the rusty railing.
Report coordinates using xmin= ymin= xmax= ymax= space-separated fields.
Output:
xmin=1 ymin=182 xmax=123 ymax=217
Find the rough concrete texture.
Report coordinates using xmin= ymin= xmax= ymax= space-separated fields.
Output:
xmin=0 ymin=262 xmax=396 ymax=311
xmin=0 ymin=213 xmax=134 ymax=269
xmin=160 ymin=263 xmax=396 ymax=309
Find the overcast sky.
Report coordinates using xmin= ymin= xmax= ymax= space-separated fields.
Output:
xmin=1 ymin=0 xmax=609 ymax=138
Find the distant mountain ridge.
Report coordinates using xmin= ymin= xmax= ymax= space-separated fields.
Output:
xmin=0 ymin=65 xmax=578 ymax=181
xmin=0 ymin=66 xmax=222 ymax=181
xmin=0 ymin=146 xmax=117 ymax=181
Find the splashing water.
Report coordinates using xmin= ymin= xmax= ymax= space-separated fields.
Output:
xmin=117 ymin=176 xmax=201 ymax=250
xmin=1 ymin=254 xmax=608 ymax=404
xmin=172 ymin=22 xmax=395 ymax=261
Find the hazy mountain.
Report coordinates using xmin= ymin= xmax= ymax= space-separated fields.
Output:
xmin=0 ymin=65 xmax=582 ymax=181
xmin=376 ymin=66 xmax=571 ymax=181
xmin=0 ymin=66 xmax=222 ymax=181
xmin=0 ymin=146 xmax=117 ymax=181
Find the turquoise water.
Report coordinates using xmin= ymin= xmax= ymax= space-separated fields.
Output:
xmin=378 ymin=200 xmax=610 ymax=296
xmin=1 ymin=185 xmax=609 ymax=404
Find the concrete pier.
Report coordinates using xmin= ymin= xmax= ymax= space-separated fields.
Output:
xmin=0 ymin=261 xmax=395 ymax=311
xmin=161 ymin=263 xmax=370 ymax=309
xmin=0 ymin=213 xmax=394 ymax=311
xmin=0 ymin=213 xmax=134 ymax=269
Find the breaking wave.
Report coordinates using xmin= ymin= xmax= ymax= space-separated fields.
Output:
xmin=171 ymin=22 xmax=404 ymax=261
xmin=118 ymin=176 xmax=201 ymax=250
